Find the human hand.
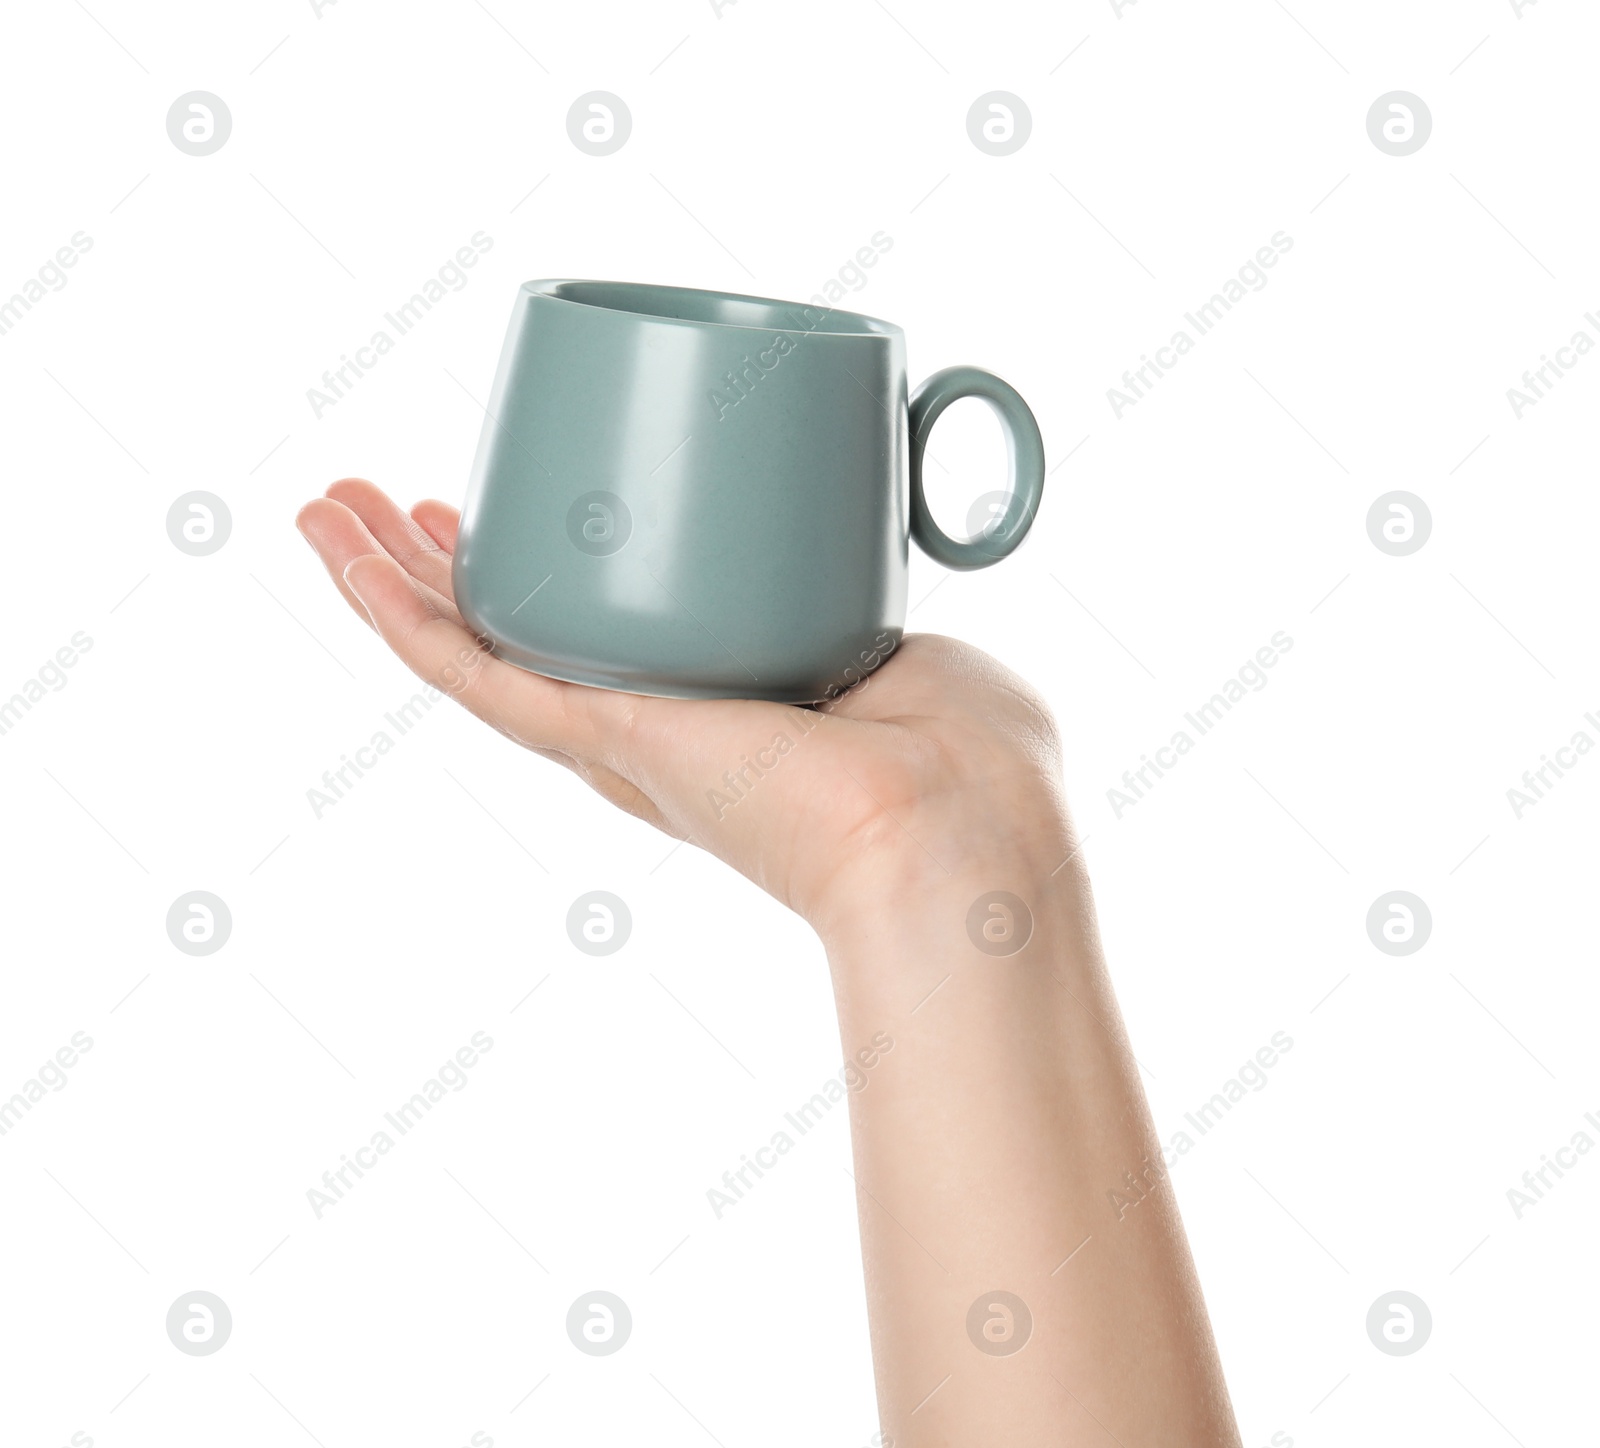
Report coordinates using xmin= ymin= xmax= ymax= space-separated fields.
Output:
xmin=298 ymin=478 xmax=1239 ymax=1445
xmin=296 ymin=479 xmax=1078 ymax=937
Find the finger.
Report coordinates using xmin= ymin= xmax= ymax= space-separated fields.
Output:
xmin=411 ymin=499 xmax=460 ymax=553
xmin=327 ymin=477 xmax=458 ymax=602
xmin=339 ymin=544 xmax=681 ymax=832
xmin=343 ymin=550 xmax=595 ymax=754
xmin=299 ymin=496 xmax=463 ymax=627
xmin=296 ymin=498 xmax=381 ymax=628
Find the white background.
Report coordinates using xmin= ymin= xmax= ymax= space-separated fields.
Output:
xmin=2 ymin=1 xmax=1596 ymax=1445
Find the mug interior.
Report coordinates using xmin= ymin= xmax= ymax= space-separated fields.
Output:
xmin=526 ymin=279 xmax=901 ymax=338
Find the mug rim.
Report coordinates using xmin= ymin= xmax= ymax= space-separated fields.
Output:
xmin=522 ymin=278 xmax=903 ymax=340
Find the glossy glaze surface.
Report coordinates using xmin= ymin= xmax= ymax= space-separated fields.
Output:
xmin=454 ymin=280 xmax=1043 ymax=702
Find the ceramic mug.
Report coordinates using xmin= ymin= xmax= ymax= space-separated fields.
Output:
xmin=453 ymin=280 xmax=1045 ymax=703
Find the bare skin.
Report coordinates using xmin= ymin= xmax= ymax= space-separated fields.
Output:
xmin=298 ymin=478 xmax=1242 ymax=1446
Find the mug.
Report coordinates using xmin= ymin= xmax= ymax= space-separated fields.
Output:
xmin=453 ymin=280 xmax=1045 ymax=703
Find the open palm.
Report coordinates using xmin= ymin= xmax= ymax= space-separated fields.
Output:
xmin=298 ymin=480 xmax=1072 ymax=931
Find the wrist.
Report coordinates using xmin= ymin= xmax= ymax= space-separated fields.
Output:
xmin=808 ymin=803 xmax=1093 ymax=975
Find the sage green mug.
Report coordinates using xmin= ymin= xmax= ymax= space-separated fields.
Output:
xmin=453 ymin=279 xmax=1045 ymax=703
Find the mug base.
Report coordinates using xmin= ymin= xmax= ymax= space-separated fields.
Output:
xmin=485 ymin=645 xmax=878 ymax=706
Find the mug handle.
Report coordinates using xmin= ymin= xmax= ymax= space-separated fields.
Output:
xmin=908 ymin=365 xmax=1045 ymax=571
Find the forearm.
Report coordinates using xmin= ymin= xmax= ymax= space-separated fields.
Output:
xmin=822 ymin=855 xmax=1241 ymax=1446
